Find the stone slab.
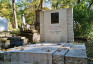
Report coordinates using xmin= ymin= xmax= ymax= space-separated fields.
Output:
xmin=0 ymin=43 xmax=87 ymax=64
xmin=18 ymin=52 xmax=52 ymax=64
xmin=64 ymin=43 xmax=73 ymax=47
xmin=3 ymin=43 xmax=67 ymax=64
xmin=0 ymin=61 xmax=33 ymax=64
xmin=34 ymin=43 xmax=67 ymax=47
xmin=65 ymin=57 xmax=87 ymax=64
xmin=5 ymin=44 xmax=61 ymax=64
xmin=0 ymin=51 xmax=4 ymax=60
xmin=4 ymin=52 xmax=11 ymax=62
xmin=53 ymin=48 xmax=68 ymax=64
xmin=65 ymin=44 xmax=87 ymax=58
xmin=65 ymin=44 xmax=87 ymax=64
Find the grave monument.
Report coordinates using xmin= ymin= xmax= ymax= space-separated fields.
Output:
xmin=40 ymin=8 xmax=74 ymax=43
xmin=0 ymin=17 xmax=8 ymax=32
xmin=0 ymin=8 xmax=87 ymax=64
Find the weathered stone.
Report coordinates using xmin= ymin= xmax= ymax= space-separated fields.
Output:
xmin=65 ymin=44 xmax=87 ymax=64
xmin=21 ymin=37 xmax=28 ymax=45
xmin=4 ymin=40 xmax=10 ymax=49
xmin=0 ymin=32 xmax=12 ymax=37
xmin=53 ymin=48 xmax=68 ymax=64
xmin=18 ymin=52 xmax=52 ymax=64
xmin=40 ymin=8 xmax=74 ymax=43
xmin=0 ymin=43 xmax=87 ymax=64
xmin=65 ymin=57 xmax=87 ymax=64
xmin=4 ymin=52 xmax=11 ymax=62
xmin=0 ymin=51 xmax=4 ymax=60
xmin=11 ymin=52 xmax=19 ymax=62
xmin=7 ymin=37 xmax=24 ymax=47
xmin=63 ymin=43 xmax=73 ymax=48
xmin=9 ymin=45 xmax=59 ymax=64
xmin=0 ymin=61 xmax=35 ymax=64
xmin=0 ymin=17 xmax=8 ymax=32
xmin=33 ymin=32 xmax=40 ymax=43
xmin=35 ymin=43 xmax=66 ymax=47
xmin=67 ymin=8 xmax=74 ymax=43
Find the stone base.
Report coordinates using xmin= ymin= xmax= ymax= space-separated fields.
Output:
xmin=65 ymin=57 xmax=87 ymax=64
xmin=0 ymin=43 xmax=87 ymax=64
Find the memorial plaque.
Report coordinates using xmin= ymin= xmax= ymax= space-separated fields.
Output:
xmin=51 ymin=13 xmax=59 ymax=24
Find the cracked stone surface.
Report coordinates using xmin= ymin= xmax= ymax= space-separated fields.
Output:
xmin=0 ymin=43 xmax=87 ymax=64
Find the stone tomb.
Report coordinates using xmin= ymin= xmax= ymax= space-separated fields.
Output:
xmin=0 ymin=37 xmax=28 ymax=49
xmin=0 ymin=43 xmax=87 ymax=64
xmin=0 ymin=17 xmax=8 ymax=32
xmin=40 ymin=8 xmax=74 ymax=43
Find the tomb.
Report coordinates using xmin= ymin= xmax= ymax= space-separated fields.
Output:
xmin=0 ymin=17 xmax=8 ymax=32
xmin=0 ymin=8 xmax=87 ymax=64
xmin=40 ymin=8 xmax=74 ymax=43
xmin=0 ymin=43 xmax=87 ymax=64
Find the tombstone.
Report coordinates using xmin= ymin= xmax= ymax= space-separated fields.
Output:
xmin=0 ymin=17 xmax=8 ymax=32
xmin=40 ymin=8 xmax=74 ymax=43
xmin=21 ymin=14 xmax=26 ymax=29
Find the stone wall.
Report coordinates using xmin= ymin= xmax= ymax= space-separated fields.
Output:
xmin=40 ymin=8 xmax=74 ymax=43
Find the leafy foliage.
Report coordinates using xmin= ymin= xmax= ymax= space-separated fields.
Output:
xmin=0 ymin=0 xmax=13 ymax=22
xmin=74 ymin=1 xmax=93 ymax=38
xmin=52 ymin=0 xmax=76 ymax=9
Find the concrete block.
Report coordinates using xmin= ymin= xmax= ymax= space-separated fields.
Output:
xmin=11 ymin=52 xmax=19 ymax=62
xmin=4 ymin=52 xmax=11 ymax=62
xmin=0 ymin=61 xmax=34 ymax=64
xmin=0 ymin=51 xmax=4 ymax=60
xmin=63 ymin=43 xmax=73 ymax=48
xmin=18 ymin=52 xmax=52 ymax=64
xmin=0 ymin=43 xmax=87 ymax=64
xmin=53 ymin=48 xmax=68 ymax=64
xmin=65 ymin=44 xmax=87 ymax=64
xmin=9 ymin=45 xmax=59 ymax=64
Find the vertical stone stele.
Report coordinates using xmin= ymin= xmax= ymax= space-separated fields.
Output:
xmin=40 ymin=8 xmax=74 ymax=43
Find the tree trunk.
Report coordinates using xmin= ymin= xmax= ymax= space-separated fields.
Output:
xmin=78 ymin=0 xmax=80 ymax=4
xmin=88 ymin=2 xmax=93 ymax=10
xmin=40 ymin=0 xmax=43 ymax=10
xmin=12 ymin=0 xmax=18 ymax=29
